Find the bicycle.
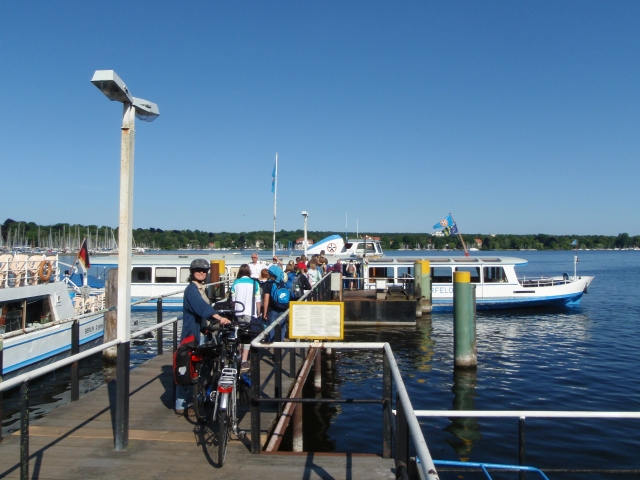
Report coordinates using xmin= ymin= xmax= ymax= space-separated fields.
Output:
xmin=192 ymin=301 xmax=254 ymax=466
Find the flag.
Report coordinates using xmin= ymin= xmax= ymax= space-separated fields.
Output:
xmin=433 ymin=215 xmax=453 ymax=230
xmin=443 ymin=223 xmax=458 ymax=236
xmin=78 ymin=238 xmax=90 ymax=268
xmin=570 ymin=239 xmax=578 ymax=246
xmin=271 ymin=163 xmax=276 ymax=193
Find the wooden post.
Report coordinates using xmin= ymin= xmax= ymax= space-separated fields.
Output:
xmin=419 ymin=260 xmax=432 ymax=313
xmin=103 ymin=268 xmax=118 ymax=363
xmin=413 ymin=262 xmax=422 ymax=317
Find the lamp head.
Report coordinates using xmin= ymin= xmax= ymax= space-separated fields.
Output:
xmin=91 ymin=70 xmax=133 ymax=103
xmin=133 ymin=97 xmax=160 ymax=122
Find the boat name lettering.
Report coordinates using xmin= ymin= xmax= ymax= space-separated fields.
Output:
xmin=433 ymin=286 xmax=453 ymax=294
xmin=84 ymin=323 xmax=104 ymax=336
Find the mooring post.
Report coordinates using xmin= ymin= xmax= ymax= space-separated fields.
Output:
xmin=71 ymin=320 xmax=80 ymax=401
xmin=156 ymin=298 xmax=163 ymax=355
xmin=20 ymin=380 xmax=29 ymax=480
xmin=172 ymin=320 xmax=178 ymax=406
xmin=453 ymin=271 xmax=477 ymax=368
xmin=413 ymin=261 xmax=422 ymax=317
xmin=419 ymin=260 xmax=432 ymax=313
xmin=103 ymin=268 xmax=118 ymax=363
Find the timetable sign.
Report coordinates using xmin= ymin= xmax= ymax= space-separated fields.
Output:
xmin=289 ymin=302 xmax=344 ymax=340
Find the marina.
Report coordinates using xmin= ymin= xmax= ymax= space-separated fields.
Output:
xmin=1 ymin=250 xmax=639 ymax=478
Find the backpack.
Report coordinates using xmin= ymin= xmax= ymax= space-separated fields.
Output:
xmin=290 ymin=274 xmax=303 ymax=300
xmin=173 ymin=335 xmax=199 ymax=385
xmin=271 ymin=281 xmax=291 ymax=307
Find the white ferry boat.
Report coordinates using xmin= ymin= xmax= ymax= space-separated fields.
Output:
xmin=0 ymin=253 xmax=105 ymax=378
xmin=90 ymin=234 xmax=593 ymax=312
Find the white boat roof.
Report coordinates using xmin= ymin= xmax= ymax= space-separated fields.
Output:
xmin=90 ymin=253 xmax=528 ymax=267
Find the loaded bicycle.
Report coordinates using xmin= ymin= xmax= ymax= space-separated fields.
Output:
xmin=191 ymin=301 xmax=254 ymax=466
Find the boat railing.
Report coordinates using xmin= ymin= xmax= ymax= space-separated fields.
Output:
xmin=412 ymin=410 xmax=640 ymax=477
xmin=519 ymin=275 xmax=572 ymax=288
xmin=0 ymin=253 xmax=60 ymax=289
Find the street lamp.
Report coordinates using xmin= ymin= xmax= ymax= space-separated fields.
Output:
xmin=91 ymin=70 xmax=159 ymax=451
xmin=302 ymin=211 xmax=309 ymax=257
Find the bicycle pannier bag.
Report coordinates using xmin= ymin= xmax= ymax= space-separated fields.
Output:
xmin=173 ymin=334 xmax=198 ymax=385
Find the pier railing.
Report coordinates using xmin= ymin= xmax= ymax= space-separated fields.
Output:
xmin=248 ymin=273 xmax=439 ymax=480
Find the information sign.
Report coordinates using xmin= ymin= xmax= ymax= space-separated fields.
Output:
xmin=288 ymin=302 xmax=344 ymax=340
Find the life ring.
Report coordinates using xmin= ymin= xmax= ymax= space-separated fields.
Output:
xmin=38 ymin=260 xmax=53 ymax=282
xmin=327 ymin=242 xmax=337 ymax=253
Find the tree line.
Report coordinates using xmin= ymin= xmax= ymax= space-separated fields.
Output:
xmin=3 ymin=218 xmax=639 ymax=251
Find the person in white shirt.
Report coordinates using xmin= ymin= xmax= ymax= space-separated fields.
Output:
xmin=308 ymin=260 xmax=322 ymax=286
xmin=231 ymin=264 xmax=261 ymax=372
xmin=249 ymin=252 xmax=268 ymax=279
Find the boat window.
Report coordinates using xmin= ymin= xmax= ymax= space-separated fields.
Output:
xmin=431 ymin=266 xmax=452 ymax=283
xmin=0 ymin=296 xmax=51 ymax=333
xmin=155 ymin=267 xmax=177 ymax=283
xmin=484 ymin=266 xmax=507 ymax=283
xmin=397 ymin=266 xmax=412 ymax=279
xmin=456 ymin=266 xmax=481 ymax=283
xmin=131 ymin=267 xmax=152 ymax=283
xmin=180 ymin=268 xmax=190 ymax=283
xmin=375 ymin=243 xmax=382 ymax=254
xmin=369 ymin=267 xmax=393 ymax=283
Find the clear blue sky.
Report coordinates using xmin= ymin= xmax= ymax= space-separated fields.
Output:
xmin=1 ymin=1 xmax=638 ymax=236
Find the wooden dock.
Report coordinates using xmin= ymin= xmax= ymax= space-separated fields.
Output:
xmin=0 ymin=351 xmax=395 ymax=479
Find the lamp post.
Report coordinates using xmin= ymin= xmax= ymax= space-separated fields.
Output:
xmin=302 ymin=211 xmax=309 ymax=257
xmin=91 ymin=70 xmax=159 ymax=451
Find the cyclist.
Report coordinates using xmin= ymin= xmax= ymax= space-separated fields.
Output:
xmin=175 ymin=258 xmax=230 ymax=415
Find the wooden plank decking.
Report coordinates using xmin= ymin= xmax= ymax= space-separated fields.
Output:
xmin=0 ymin=351 xmax=395 ymax=479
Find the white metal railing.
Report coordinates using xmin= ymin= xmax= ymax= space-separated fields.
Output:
xmin=0 ymin=254 xmax=60 ymax=288
xmin=248 ymin=274 xmax=438 ymax=480
xmin=412 ymin=410 xmax=640 ymax=419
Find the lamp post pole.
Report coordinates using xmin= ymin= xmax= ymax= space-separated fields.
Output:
xmin=115 ymin=102 xmax=135 ymax=450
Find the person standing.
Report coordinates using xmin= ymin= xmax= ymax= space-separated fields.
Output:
xmin=176 ymin=259 xmax=230 ymax=415
xmin=249 ymin=252 xmax=268 ymax=279
xmin=231 ymin=264 xmax=261 ymax=372
xmin=262 ymin=265 xmax=289 ymax=340
xmin=308 ymin=260 xmax=322 ymax=286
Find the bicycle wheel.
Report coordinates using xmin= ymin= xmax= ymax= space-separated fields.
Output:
xmin=216 ymin=409 xmax=229 ymax=466
xmin=192 ymin=377 xmax=208 ymax=423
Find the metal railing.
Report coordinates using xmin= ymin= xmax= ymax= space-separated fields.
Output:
xmin=413 ymin=410 xmax=640 ymax=477
xmin=247 ymin=274 xmax=438 ymax=480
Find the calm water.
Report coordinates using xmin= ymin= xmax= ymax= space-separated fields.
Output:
xmin=4 ymin=250 xmax=640 ymax=479
xmin=307 ymin=250 xmax=640 ymax=478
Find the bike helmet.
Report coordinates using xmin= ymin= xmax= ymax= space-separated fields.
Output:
xmin=190 ymin=258 xmax=210 ymax=270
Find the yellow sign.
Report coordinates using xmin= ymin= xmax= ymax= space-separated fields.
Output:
xmin=289 ymin=301 xmax=344 ymax=340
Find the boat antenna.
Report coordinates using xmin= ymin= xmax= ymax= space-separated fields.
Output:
xmin=449 ymin=212 xmax=469 ymax=256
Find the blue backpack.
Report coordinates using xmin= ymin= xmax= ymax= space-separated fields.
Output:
xmin=271 ymin=281 xmax=291 ymax=307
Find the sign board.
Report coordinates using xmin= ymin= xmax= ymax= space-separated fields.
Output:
xmin=289 ymin=302 xmax=344 ymax=340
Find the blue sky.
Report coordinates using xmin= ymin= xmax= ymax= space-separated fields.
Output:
xmin=1 ymin=1 xmax=638 ymax=236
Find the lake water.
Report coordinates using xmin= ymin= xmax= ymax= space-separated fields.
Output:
xmin=306 ymin=250 xmax=640 ymax=478
xmin=3 ymin=250 xmax=639 ymax=478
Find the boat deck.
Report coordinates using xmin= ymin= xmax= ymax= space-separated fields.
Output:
xmin=0 ymin=352 xmax=395 ymax=479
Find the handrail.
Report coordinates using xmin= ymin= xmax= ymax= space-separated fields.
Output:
xmin=0 ymin=279 xmax=224 ymax=341
xmin=247 ymin=273 xmax=438 ymax=480
xmin=413 ymin=410 xmax=640 ymax=419
xmin=0 ymin=316 xmax=180 ymax=394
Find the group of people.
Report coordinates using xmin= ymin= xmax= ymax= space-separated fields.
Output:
xmin=175 ymin=252 xmax=360 ymax=414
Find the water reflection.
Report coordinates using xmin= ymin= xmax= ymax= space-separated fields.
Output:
xmin=443 ymin=367 xmax=481 ymax=460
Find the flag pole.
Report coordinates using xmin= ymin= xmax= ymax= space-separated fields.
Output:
xmin=450 ymin=213 xmax=469 ymax=256
xmin=272 ymin=153 xmax=278 ymax=257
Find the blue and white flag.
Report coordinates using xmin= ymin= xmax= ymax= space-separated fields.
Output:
xmin=570 ymin=239 xmax=578 ymax=246
xmin=271 ymin=163 xmax=276 ymax=193
xmin=433 ymin=215 xmax=454 ymax=230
